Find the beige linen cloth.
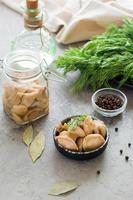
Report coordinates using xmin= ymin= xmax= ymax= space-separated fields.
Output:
xmin=1 ymin=0 xmax=133 ymax=44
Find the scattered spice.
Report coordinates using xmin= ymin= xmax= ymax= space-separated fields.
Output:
xmin=95 ymin=94 xmax=123 ymax=110
xmin=128 ymin=143 xmax=131 ymax=148
xmin=96 ymin=170 xmax=101 ymax=175
xmin=115 ymin=127 xmax=118 ymax=132
xmin=125 ymin=156 xmax=129 ymax=161
xmin=120 ymin=149 xmax=123 ymax=155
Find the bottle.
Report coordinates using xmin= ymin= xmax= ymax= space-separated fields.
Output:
xmin=11 ymin=0 xmax=56 ymax=66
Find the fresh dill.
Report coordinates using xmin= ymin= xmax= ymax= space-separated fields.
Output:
xmin=68 ymin=115 xmax=87 ymax=131
xmin=56 ymin=18 xmax=133 ymax=92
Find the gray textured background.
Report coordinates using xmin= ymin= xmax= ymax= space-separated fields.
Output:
xmin=0 ymin=3 xmax=133 ymax=200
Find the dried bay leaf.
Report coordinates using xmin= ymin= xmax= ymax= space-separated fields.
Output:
xmin=23 ymin=125 xmax=33 ymax=146
xmin=29 ymin=132 xmax=45 ymax=162
xmin=48 ymin=181 xmax=79 ymax=196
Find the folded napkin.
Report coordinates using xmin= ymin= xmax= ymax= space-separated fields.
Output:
xmin=1 ymin=0 xmax=133 ymax=44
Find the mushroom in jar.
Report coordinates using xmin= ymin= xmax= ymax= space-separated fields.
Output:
xmin=3 ymin=81 xmax=49 ymax=124
xmin=11 ymin=105 xmax=28 ymax=117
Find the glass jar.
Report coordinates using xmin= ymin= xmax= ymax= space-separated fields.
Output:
xmin=2 ymin=50 xmax=49 ymax=125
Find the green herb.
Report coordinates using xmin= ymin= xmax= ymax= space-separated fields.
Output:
xmin=56 ymin=18 xmax=133 ymax=92
xmin=68 ymin=115 xmax=87 ymax=131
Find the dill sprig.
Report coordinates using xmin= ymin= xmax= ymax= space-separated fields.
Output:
xmin=56 ymin=18 xmax=133 ymax=92
xmin=68 ymin=115 xmax=88 ymax=131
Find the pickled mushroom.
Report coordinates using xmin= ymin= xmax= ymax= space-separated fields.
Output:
xmin=59 ymin=131 xmax=78 ymax=142
xmin=56 ymin=135 xmax=78 ymax=151
xmin=37 ymin=87 xmax=48 ymax=101
xmin=12 ymin=112 xmax=23 ymax=124
xmin=3 ymin=81 xmax=49 ymax=124
xmin=16 ymin=87 xmax=27 ymax=93
xmin=70 ymin=126 xmax=85 ymax=137
xmin=83 ymin=134 xmax=105 ymax=151
xmin=21 ymin=92 xmax=38 ymax=107
xmin=4 ymin=85 xmax=17 ymax=99
xmin=59 ymin=131 xmax=68 ymax=137
xmin=11 ymin=105 xmax=28 ymax=117
xmin=83 ymin=117 xmax=96 ymax=135
xmin=39 ymin=99 xmax=49 ymax=110
xmin=77 ymin=137 xmax=84 ymax=152
xmin=69 ymin=126 xmax=85 ymax=141
xmin=93 ymin=120 xmax=106 ymax=138
xmin=56 ymin=123 xmax=68 ymax=133
xmin=24 ymin=108 xmax=44 ymax=121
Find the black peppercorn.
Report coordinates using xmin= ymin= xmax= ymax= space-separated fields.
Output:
xmin=95 ymin=94 xmax=123 ymax=110
xmin=120 ymin=150 xmax=123 ymax=155
xmin=128 ymin=143 xmax=131 ymax=148
xmin=96 ymin=170 xmax=101 ymax=175
xmin=125 ymin=156 xmax=129 ymax=161
xmin=115 ymin=127 xmax=118 ymax=132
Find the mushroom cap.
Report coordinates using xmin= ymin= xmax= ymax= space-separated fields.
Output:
xmin=12 ymin=112 xmax=23 ymax=124
xmin=83 ymin=134 xmax=105 ymax=151
xmin=11 ymin=105 xmax=28 ymax=117
xmin=59 ymin=131 xmax=78 ymax=142
xmin=83 ymin=117 xmax=96 ymax=135
xmin=21 ymin=92 xmax=38 ymax=107
xmin=93 ymin=120 xmax=107 ymax=138
xmin=56 ymin=123 xmax=68 ymax=133
xmin=23 ymin=108 xmax=43 ymax=121
xmin=70 ymin=126 xmax=85 ymax=137
xmin=56 ymin=135 xmax=78 ymax=151
xmin=76 ymin=137 xmax=84 ymax=152
xmin=59 ymin=131 xmax=68 ymax=137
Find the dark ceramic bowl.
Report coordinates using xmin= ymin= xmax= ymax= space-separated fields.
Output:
xmin=53 ymin=115 xmax=109 ymax=160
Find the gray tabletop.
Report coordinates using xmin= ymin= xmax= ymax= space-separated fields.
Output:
xmin=0 ymin=3 xmax=133 ymax=200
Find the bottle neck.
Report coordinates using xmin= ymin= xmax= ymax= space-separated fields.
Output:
xmin=24 ymin=0 xmax=43 ymax=30
xmin=24 ymin=10 xmax=43 ymax=30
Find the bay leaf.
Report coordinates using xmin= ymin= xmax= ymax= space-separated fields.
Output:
xmin=48 ymin=181 xmax=79 ymax=196
xmin=29 ymin=132 xmax=45 ymax=162
xmin=23 ymin=125 xmax=33 ymax=146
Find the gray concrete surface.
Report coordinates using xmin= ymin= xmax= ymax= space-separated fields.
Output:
xmin=0 ymin=3 xmax=133 ymax=200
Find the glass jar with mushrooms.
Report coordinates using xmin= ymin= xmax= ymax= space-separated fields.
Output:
xmin=2 ymin=50 xmax=49 ymax=125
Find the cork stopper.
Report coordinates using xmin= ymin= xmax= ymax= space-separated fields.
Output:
xmin=26 ymin=0 xmax=38 ymax=9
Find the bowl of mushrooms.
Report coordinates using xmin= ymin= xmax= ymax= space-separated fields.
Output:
xmin=53 ymin=115 xmax=109 ymax=160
